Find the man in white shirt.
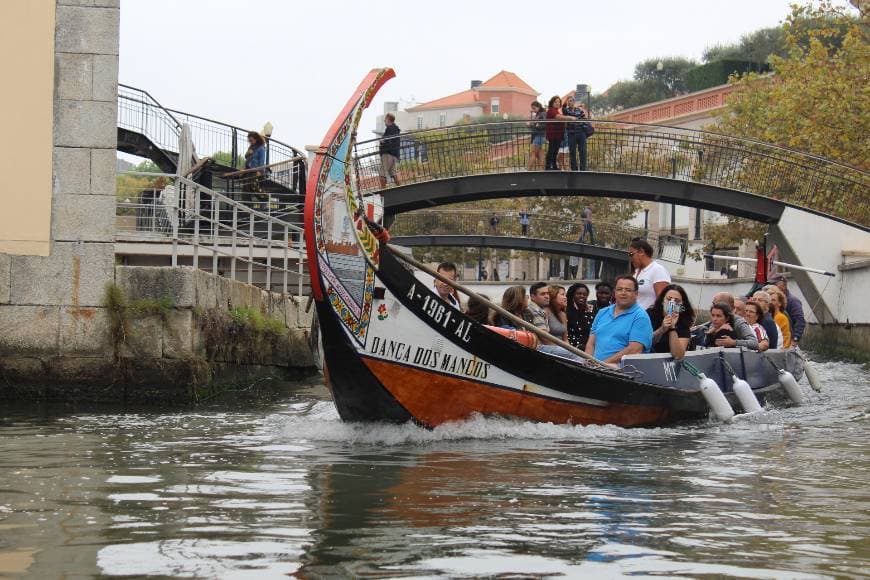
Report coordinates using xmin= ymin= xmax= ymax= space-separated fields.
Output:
xmin=629 ymin=237 xmax=671 ymax=310
xmin=434 ymin=262 xmax=461 ymax=310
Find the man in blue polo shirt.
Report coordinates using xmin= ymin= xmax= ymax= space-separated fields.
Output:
xmin=585 ymin=275 xmax=653 ymax=365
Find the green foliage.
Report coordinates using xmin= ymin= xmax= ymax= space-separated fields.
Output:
xmin=212 ymin=150 xmax=245 ymax=168
xmin=127 ymin=297 xmax=175 ymax=320
xmin=592 ymin=57 xmax=698 ymax=114
xmin=104 ymin=283 xmax=128 ymax=352
xmin=116 ymin=163 xmax=171 ymax=216
xmin=199 ymin=307 xmax=288 ymax=365
xmin=702 ymin=215 xmax=767 ymax=253
xmin=716 ymin=1 xmax=868 ymax=168
xmin=632 ymin=57 xmax=699 ymax=94
xmin=686 ymin=60 xmax=768 ymax=92
xmin=703 ymin=26 xmax=787 ymax=64
xmin=592 ymin=8 xmax=855 ymax=115
xmin=591 ymin=80 xmax=660 ymax=113
xmin=228 ymin=306 xmax=287 ymax=337
xmin=713 ymin=1 xmax=868 ymax=225
xmin=132 ymin=160 xmax=163 ymax=173
xmin=102 ymin=283 xmax=175 ymax=334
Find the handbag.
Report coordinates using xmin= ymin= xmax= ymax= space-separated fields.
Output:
xmin=581 ymin=122 xmax=595 ymax=137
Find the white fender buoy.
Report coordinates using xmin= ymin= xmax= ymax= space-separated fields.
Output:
xmin=699 ymin=373 xmax=735 ymax=422
xmin=778 ymin=370 xmax=803 ymax=404
xmin=803 ymin=360 xmax=823 ymax=392
xmin=731 ymin=375 xmax=763 ymax=414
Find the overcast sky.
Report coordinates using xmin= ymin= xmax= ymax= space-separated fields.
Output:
xmin=120 ymin=0 xmax=809 ymax=150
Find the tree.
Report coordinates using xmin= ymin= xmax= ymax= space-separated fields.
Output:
xmin=212 ymin=150 xmax=245 ymax=169
xmin=703 ymin=26 xmax=787 ymax=65
xmin=591 ymin=57 xmax=697 ymax=114
xmin=715 ymin=1 xmax=868 ymax=170
xmin=592 ymin=80 xmax=658 ymax=114
xmin=632 ymin=57 xmax=699 ymax=95
xmin=707 ymin=0 xmax=869 ymax=243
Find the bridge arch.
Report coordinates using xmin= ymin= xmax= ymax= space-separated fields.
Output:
xmin=379 ymin=172 xmax=787 ymax=222
xmin=355 ymin=119 xmax=868 ymax=323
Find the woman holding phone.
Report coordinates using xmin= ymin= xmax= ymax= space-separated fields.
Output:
xmin=646 ymin=284 xmax=695 ymax=359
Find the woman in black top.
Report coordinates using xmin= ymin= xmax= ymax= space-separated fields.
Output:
xmin=703 ymin=302 xmax=738 ymax=347
xmin=646 ymin=283 xmax=695 ymax=359
xmin=566 ymin=283 xmax=595 ymax=351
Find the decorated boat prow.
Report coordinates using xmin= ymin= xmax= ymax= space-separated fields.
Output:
xmin=304 ymin=69 xmax=807 ymax=428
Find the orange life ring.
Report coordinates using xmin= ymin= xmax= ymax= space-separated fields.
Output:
xmin=484 ymin=325 xmax=539 ymax=349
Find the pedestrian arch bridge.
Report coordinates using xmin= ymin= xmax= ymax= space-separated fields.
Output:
xmin=352 ymin=119 xmax=869 ymax=324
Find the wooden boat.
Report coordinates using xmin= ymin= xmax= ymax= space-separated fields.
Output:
xmin=304 ymin=69 xmax=806 ymax=428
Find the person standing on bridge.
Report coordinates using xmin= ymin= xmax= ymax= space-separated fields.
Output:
xmin=243 ymin=131 xmax=268 ymax=205
xmin=379 ymin=113 xmax=401 ymax=188
xmin=629 ymin=237 xmax=671 ymax=310
xmin=579 ymin=205 xmax=594 ymax=244
xmin=527 ymin=101 xmax=546 ymax=170
xmin=562 ymin=96 xmax=589 ymax=171
xmin=489 ymin=213 xmax=500 ymax=234
xmin=544 ymin=96 xmax=575 ymax=171
xmin=519 ymin=209 xmax=530 ymax=236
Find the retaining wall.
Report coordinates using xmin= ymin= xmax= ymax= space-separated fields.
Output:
xmin=0 ymin=266 xmax=316 ymax=404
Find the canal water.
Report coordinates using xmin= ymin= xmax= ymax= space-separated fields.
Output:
xmin=0 ymin=359 xmax=868 ymax=578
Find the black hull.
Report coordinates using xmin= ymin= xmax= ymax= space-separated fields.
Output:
xmin=316 ymin=300 xmax=413 ymax=423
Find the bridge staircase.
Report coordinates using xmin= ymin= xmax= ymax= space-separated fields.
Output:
xmin=117 ymin=85 xmax=307 ymax=226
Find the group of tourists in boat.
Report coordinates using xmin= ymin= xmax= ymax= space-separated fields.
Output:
xmin=433 ymin=237 xmax=806 ymax=371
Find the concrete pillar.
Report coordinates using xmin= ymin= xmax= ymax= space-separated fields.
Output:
xmin=1 ymin=1 xmax=119 ymax=362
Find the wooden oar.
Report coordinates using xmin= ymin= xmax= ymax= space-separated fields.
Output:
xmin=384 ymin=244 xmax=613 ymax=371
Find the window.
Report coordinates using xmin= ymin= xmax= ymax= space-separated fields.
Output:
xmin=439 ymin=113 xmax=446 ymax=127
xmin=416 ymin=115 xmax=423 ymax=130
xmin=490 ymin=97 xmax=500 ymax=114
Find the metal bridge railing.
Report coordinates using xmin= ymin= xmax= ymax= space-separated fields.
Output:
xmin=118 ymin=84 xmax=181 ymax=153
xmin=389 ymin=210 xmax=691 ymax=263
xmin=116 ymin=171 xmax=307 ymax=299
xmin=390 ymin=210 xmax=647 ymax=248
xmin=118 ymin=85 xmax=307 ymax=192
xmin=353 ymin=120 xmax=869 ymax=228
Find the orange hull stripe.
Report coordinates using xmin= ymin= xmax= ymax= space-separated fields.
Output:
xmin=362 ymin=358 xmax=671 ymax=427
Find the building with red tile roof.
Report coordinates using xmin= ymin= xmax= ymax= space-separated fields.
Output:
xmin=375 ymin=71 xmax=539 ymax=135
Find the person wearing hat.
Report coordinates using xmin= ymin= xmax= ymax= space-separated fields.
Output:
xmin=769 ymin=274 xmax=806 ymax=345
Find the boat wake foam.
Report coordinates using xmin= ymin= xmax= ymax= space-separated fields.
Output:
xmin=265 ymin=402 xmax=716 ymax=446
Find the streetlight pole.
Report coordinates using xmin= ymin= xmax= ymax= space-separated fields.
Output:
xmin=694 ymin=149 xmax=703 ymax=240
xmin=656 ymin=61 xmax=664 ymax=101
xmin=671 ymin=145 xmax=678 ymax=236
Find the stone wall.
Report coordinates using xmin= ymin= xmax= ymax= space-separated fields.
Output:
xmin=801 ymin=323 xmax=870 ymax=365
xmin=0 ymin=266 xmax=315 ymax=404
xmin=0 ymin=0 xmax=120 ymax=387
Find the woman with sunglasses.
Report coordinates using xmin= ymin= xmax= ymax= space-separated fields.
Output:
xmin=647 ymin=284 xmax=695 ymax=359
